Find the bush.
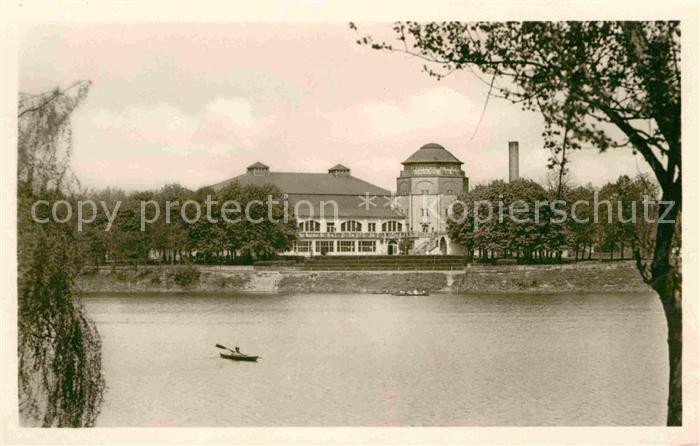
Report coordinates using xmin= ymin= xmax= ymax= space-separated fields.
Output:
xmin=135 ymin=268 xmax=153 ymax=280
xmin=215 ymin=274 xmax=251 ymax=289
xmin=172 ymin=266 xmax=201 ymax=288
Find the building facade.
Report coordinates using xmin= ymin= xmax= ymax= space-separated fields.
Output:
xmin=211 ymin=162 xmax=409 ymax=256
xmin=395 ymin=143 xmax=469 ymax=255
xmin=211 ymin=142 xmax=469 ymax=256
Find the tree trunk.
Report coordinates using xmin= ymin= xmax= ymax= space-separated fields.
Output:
xmin=659 ymin=288 xmax=682 ymax=426
xmin=649 ymin=187 xmax=682 ymax=426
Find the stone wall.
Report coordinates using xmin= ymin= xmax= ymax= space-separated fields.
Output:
xmin=76 ymin=261 xmax=649 ymax=295
xmin=456 ymin=262 xmax=648 ymax=293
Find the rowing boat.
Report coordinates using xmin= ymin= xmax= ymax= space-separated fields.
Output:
xmin=392 ymin=290 xmax=429 ymax=296
xmin=220 ymin=352 xmax=259 ymax=362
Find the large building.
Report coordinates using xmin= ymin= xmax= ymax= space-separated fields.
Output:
xmin=395 ymin=143 xmax=469 ymax=255
xmin=211 ymin=142 xmax=469 ymax=256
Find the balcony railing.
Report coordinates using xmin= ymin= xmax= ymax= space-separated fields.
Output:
xmin=298 ymin=231 xmax=447 ymax=239
xmin=398 ymin=168 xmax=465 ymax=178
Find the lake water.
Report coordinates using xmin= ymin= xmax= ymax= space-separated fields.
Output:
xmin=83 ymin=292 xmax=668 ymax=426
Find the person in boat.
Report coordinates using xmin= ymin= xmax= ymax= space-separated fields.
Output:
xmin=234 ymin=347 xmax=242 ymax=355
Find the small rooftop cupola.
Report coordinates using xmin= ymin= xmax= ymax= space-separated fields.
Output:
xmin=328 ymin=164 xmax=351 ymax=176
xmin=247 ymin=161 xmax=270 ymax=176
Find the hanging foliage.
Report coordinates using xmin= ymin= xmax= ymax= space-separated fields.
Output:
xmin=18 ymin=81 xmax=106 ymax=427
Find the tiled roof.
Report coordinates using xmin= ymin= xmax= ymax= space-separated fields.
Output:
xmin=402 ymin=143 xmax=463 ymax=165
xmin=328 ymin=164 xmax=350 ymax=171
xmin=211 ymin=171 xmax=390 ymax=195
xmin=210 ymin=170 xmax=402 ymax=219
xmin=247 ymin=161 xmax=269 ymax=169
xmin=288 ymin=194 xmax=405 ymax=219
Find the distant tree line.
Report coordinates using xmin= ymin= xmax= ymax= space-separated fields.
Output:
xmin=448 ymin=174 xmax=669 ymax=263
xmin=78 ymin=182 xmax=297 ymax=270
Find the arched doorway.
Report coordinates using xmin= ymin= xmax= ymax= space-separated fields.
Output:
xmin=439 ymin=237 xmax=447 ymax=255
xmin=387 ymin=240 xmax=398 ymax=255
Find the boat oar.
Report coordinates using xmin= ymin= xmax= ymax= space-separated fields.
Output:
xmin=215 ymin=343 xmax=235 ymax=353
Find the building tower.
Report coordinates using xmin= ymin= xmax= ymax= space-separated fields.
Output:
xmin=396 ymin=143 xmax=469 ymax=245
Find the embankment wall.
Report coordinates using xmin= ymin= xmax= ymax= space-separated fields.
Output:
xmin=76 ymin=262 xmax=649 ymax=294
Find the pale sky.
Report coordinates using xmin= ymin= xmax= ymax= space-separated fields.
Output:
xmin=19 ymin=23 xmax=653 ymax=192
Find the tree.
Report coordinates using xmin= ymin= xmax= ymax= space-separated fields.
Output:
xmin=18 ymin=82 xmax=105 ymax=426
xmin=562 ymin=183 xmax=596 ymax=260
xmin=229 ymin=184 xmax=297 ymax=260
xmin=217 ymin=182 xmax=247 ymax=261
xmin=187 ymin=186 xmax=227 ymax=263
xmin=596 ymin=180 xmax=625 ymax=259
xmin=448 ymin=179 xmax=565 ymax=262
xmin=155 ymin=183 xmax=192 ymax=264
xmin=84 ymin=186 xmax=128 ymax=269
xmin=596 ymin=175 xmax=637 ymax=259
xmin=355 ymin=21 xmax=682 ymax=425
xmin=110 ymin=192 xmax=151 ymax=270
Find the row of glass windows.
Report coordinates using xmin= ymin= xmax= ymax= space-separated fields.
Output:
xmin=290 ymin=240 xmax=377 ymax=253
xmin=419 ymin=208 xmax=454 ymax=216
xmin=298 ymin=220 xmax=403 ymax=233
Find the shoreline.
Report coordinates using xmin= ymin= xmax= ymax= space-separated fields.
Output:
xmin=80 ymin=289 xmax=652 ymax=297
xmin=76 ymin=261 xmax=651 ymax=295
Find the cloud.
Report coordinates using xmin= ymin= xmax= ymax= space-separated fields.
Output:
xmin=325 ymin=86 xmax=485 ymax=141
xmin=70 ymin=97 xmax=273 ymax=189
xmin=88 ymin=98 xmax=271 ymax=155
xmin=193 ymin=98 xmax=273 ymax=148
xmin=91 ymin=104 xmax=197 ymax=150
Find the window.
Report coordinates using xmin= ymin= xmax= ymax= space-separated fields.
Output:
xmin=326 ymin=222 xmax=336 ymax=233
xmin=381 ymin=221 xmax=403 ymax=232
xmin=367 ymin=222 xmax=376 ymax=232
xmin=315 ymin=240 xmax=334 ymax=254
xmin=358 ymin=241 xmax=376 ymax=252
xmin=295 ymin=241 xmax=312 ymax=253
xmin=301 ymin=220 xmax=320 ymax=232
xmin=421 ymin=189 xmax=429 ymax=195
xmin=338 ymin=241 xmax=355 ymax=252
xmin=447 ymin=189 xmax=454 ymax=195
xmin=422 ymin=224 xmax=429 ymax=233
xmin=341 ymin=220 xmax=362 ymax=232
xmin=420 ymin=208 xmax=429 ymax=217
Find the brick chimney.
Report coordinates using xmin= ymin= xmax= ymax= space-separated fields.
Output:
xmin=508 ymin=141 xmax=519 ymax=182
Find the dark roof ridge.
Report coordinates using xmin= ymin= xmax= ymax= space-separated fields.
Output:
xmin=402 ymin=142 xmax=463 ymax=165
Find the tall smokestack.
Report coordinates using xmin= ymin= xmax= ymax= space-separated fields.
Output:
xmin=508 ymin=141 xmax=519 ymax=182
